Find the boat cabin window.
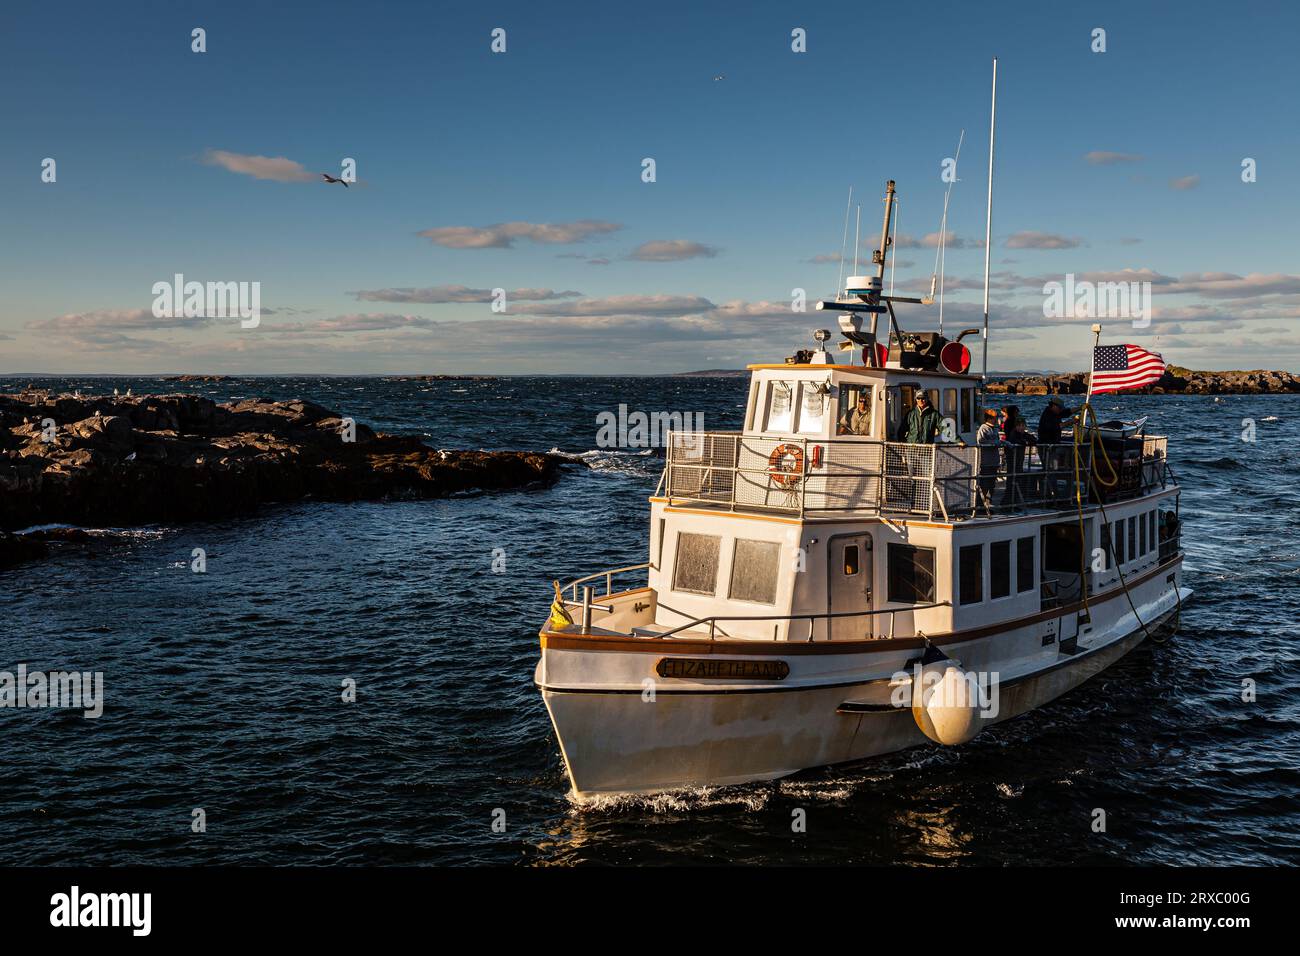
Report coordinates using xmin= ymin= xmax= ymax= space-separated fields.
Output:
xmin=1112 ymin=520 xmax=1125 ymax=564
xmin=887 ymin=543 xmax=935 ymax=604
xmin=729 ymin=538 xmax=781 ymax=605
xmin=990 ymin=540 xmax=1011 ymax=599
xmin=961 ymin=389 xmax=974 ymax=433
xmin=943 ymin=388 xmax=958 ymax=421
xmin=673 ymin=532 xmax=721 ymax=595
xmin=764 ymin=381 xmax=795 ymax=432
xmin=959 ymin=544 xmax=983 ymax=605
xmin=796 ymin=382 xmax=828 ymax=435
xmin=844 ymin=545 xmax=860 ymax=576
xmin=836 ymin=384 xmax=872 ymax=436
xmin=1139 ymin=512 xmax=1148 ymax=555
xmin=1127 ymin=517 xmax=1137 ymax=561
xmin=1149 ymin=511 xmax=1157 ymax=554
xmin=1017 ymin=536 xmax=1034 ymax=592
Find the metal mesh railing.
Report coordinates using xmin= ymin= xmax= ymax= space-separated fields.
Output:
xmin=664 ymin=432 xmax=1169 ymax=520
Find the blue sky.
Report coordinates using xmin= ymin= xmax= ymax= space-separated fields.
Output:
xmin=2 ymin=0 xmax=1298 ymax=374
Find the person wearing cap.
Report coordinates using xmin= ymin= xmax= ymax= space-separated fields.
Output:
xmin=901 ymin=392 xmax=942 ymax=444
xmin=1037 ymin=396 xmax=1075 ymax=488
xmin=1038 ymin=396 xmax=1074 ymax=445
xmin=838 ymin=389 xmax=872 ymax=435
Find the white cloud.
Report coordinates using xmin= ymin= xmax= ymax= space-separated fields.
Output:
xmin=417 ymin=220 xmax=621 ymax=248
xmin=200 ymin=149 xmax=316 ymax=183
xmin=628 ymin=240 xmax=719 ymax=261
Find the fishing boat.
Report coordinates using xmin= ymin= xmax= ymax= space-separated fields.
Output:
xmin=534 ymin=65 xmax=1190 ymax=800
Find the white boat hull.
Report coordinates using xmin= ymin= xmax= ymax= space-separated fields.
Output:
xmin=539 ymin=579 xmax=1190 ymax=799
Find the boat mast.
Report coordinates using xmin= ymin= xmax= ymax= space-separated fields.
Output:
xmin=981 ymin=57 xmax=997 ymax=389
xmin=868 ymin=180 xmax=897 ymax=355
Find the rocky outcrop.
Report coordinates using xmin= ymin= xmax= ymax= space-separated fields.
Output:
xmin=0 ymin=391 xmax=572 ymax=551
xmin=986 ymin=366 xmax=1300 ymax=395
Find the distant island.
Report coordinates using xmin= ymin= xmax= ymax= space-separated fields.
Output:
xmin=986 ymin=366 xmax=1300 ymax=395
xmin=677 ymin=366 xmax=1300 ymax=394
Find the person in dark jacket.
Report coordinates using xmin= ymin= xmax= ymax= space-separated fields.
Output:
xmin=1037 ymin=397 xmax=1075 ymax=481
xmin=999 ymin=405 xmax=1030 ymax=506
xmin=901 ymin=392 xmax=942 ymax=444
xmin=1038 ymin=397 xmax=1073 ymax=445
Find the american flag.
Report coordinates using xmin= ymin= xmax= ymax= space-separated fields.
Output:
xmin=1091 ymin=344 xmax=1165 ymax=394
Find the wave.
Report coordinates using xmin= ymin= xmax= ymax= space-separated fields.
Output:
xmin=549 ymin=447 xmax=660 ymax=479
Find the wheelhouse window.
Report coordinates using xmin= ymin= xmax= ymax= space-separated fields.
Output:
xmin=1017 ymin=536 xmax=1034 ymax=592
xmin=960 ymin=389 xmax=974 ymax=433
xmin=888 ymin=544 xmax=935 ymax=604
xmin=1127 ymin=517 xmax=1137 ymax=562
xmin=990 ymin=540 xmax=1011 ymax=599
xmin=837 ymin=384 xmax=872 ymax=436
xmin=1114 ymin=521 xmax=1126 ymax=565
xmin=959 ymin=544 xmax=983 ymax=605
xmin=796 ymin=382 xmax=828 ymax=434
xmin=1139 ymin=511 xmax=1148 ymax=555
xmin=673 ymin=532 xmax=721 ymax=595
xmin=843 ymin=544 xmax=860 ymax=576
xmin=728 ymin=538 xmax=781 ymax=605
xmin=1149 ymin=511 xmax=1157 ymax=555
xmin=764 ymin=381 xmax=795 ymax=432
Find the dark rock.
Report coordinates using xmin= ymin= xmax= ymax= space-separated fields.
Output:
xmin=0 ymin=531 xmax=49 ymax=569
xmin=988 ymin=366 xmax=1300 ymax=395
xmin=0 ymin=391 xmax=576 ymax=546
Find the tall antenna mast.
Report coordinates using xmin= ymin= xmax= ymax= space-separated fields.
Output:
xmin=853 ymin=204 xmax=861 ymax=276
xmin=934 ymin=128 xmax=965 ymax=337
xmin=981 ymin=58 xmax=998 ymax=387
xmin=836 ymin=185 xmax=853 ymax=295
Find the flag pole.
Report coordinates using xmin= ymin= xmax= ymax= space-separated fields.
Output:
xmin=1084 ymin=323 xmax=1102 ymax=426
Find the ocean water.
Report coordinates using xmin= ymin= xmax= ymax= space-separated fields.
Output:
xmin=2 ymin=375 xmax=1298 ymax=866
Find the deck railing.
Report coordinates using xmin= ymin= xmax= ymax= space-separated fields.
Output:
xmin=664 ymin=431 xmax=1170 ymax=520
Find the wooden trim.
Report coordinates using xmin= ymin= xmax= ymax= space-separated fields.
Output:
xmin=539 ymin=555 xmax=1183 ymax=656
xmin=745 ymin=364 xmax=977 ymax=381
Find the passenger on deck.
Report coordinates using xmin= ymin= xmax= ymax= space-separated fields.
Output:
xmin=976 ymin=408 xmax=1001 ymax=505
xmin=1004 ymin=417 xmax=1037 ymax=504
xmin=1037 ymin=397 xmax=1073 ymax=445
xmin=998 ymin=406 xmax=1029 ymax=506
xmin=901 ymin=393 xmax=942 ymax=444
xmin=1038 ymin=397 xmax=1074 ymax=477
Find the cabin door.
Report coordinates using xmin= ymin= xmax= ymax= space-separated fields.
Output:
xmin=828 ymin=535 xmax=873 ymax=640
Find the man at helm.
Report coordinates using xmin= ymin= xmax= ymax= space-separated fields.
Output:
xmin=838 ymin=390 xmax=872 ymax=435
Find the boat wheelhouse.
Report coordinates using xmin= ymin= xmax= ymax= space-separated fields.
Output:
xmin=535 ymin=175 xmax=1190 ymax=800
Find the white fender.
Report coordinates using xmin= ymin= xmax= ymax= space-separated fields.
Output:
xmin=912 ymin=659 xmax=984 ymax=746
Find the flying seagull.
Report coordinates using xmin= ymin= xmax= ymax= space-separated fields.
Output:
xmin=321 ymin=173 xmax=349 ymax=188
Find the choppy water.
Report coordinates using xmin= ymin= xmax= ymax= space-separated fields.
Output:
xmin=2 ymin=375 xmax=1298 ymax=865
